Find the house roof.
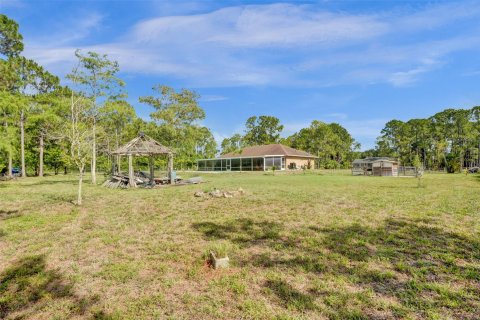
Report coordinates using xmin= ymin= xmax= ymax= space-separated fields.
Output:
xmin=111 ymin=133 xmax=173 ymax=156
xmin=353 ymin=157 xmax=398 ymax=164
xmin=220 ymin=144 xmax=316 ymax=159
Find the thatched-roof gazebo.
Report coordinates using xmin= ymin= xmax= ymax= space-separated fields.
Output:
xmin=111 ymin=133 xmax=174 ymax=187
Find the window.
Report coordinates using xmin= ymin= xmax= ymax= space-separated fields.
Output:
xmin=253 ymin=158 xmax=264 ymax=171
xmin=207 ymin=160 xmax=215 ymax=170
xmin=241 ymin=158 xmax=252 ymax=171
xmin=222 ymin=159 xmax=228 ymax=171
xmin=214 ymin=160 xmax=222 ymax=171
xmin=265 ymin=157 xmax=284 ymax=170
xmin=265 ymin=157 xmax=274 ymax=168
xmin=231 ymin=158 xmax=241 ymax=171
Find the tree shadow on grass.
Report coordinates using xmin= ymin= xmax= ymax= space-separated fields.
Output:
xmin=265 ymin=279 xmax=317 ymax=312
xmin=192 ymin=218 xmax=283 ymax=245
xmin=0 ymin=255 xmax=109 ymax=319
xmin=319 ymin=219 xmax=479 ymax=318
xmin=26 ymin=179 xmax=79 ymax=186
xmin=319 ymin=219 xmax=479 ymax=271
xmin=0 ymin=209 xmax=21 ymax=220
xmin=194 ymin=217 xmax=480 ymax=318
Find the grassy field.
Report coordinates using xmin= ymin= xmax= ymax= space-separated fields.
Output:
xmin=0 ymin=171 xmax=479 ymax=319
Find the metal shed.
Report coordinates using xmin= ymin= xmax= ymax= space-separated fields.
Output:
xmin=352 ymin=157 xmax=399 ymax=176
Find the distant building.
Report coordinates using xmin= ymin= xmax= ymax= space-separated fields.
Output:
xmin=197 ymin=144 xmax=317 ymax=171
xmin=352 ymin=157 xmax=400 ymax=176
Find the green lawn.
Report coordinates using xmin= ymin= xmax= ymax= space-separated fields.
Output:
xmin=0 ymin=171 xmax=479 ymax=319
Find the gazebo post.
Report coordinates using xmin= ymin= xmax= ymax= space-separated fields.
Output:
xmin=111 ymin=154 xmax=115 ymax=176
xmin=168 ymin=153 xmax=174 ymax=184
xmin=149 ymin=155 xmax=154 ymax=186
xmin=128 ymin=154 xmax=136 ymax=188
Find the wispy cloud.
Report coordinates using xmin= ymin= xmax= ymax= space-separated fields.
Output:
xmin=20 ymin=1 xmax=480 ymax=88
xmin=204 ymin=5 xmax=387 ymax=48
xmin=200 ymin=95 xmax=228 ymax=102
xmin=0 ymin=0 xmax=24 ymax=9
xmin=388 ymin=58 xmax=441 ymax=87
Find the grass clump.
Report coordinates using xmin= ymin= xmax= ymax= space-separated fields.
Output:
xmin=206 ymin=240 xmax=233 ymax=258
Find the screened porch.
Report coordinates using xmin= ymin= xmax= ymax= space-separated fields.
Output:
xmin=197 ymin=156 xmax=285 ymax=171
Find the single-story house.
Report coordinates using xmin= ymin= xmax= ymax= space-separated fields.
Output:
xmin=352 ymin=157 xmax=400 ymax=176
xmin=197 ymin=144 xmax=317 ymax=171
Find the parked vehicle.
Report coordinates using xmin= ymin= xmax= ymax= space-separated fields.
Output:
xmin=0 ymin=167 xmax=21 ymax=177
xmin=468 ymin=167 xmax=479 ymax=173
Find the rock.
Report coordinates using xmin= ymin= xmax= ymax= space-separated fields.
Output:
xmin=194 ymin=191 xmax=205 ymax=197
xmin=209 ymin=189 xmax=223 ymax=198
xmin=210 ymin=252 xmax=230 ymax=269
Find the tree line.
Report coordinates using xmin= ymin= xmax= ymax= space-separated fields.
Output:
xmin=0 ymin=14 xmax=363 ymax=187
xmin=8 ymin=12 xmax=475 ymax=204
xmin=0 ymin=15 xmax=217 ymax=203
xmin=361 ymin=108 xmax=480 ymax=172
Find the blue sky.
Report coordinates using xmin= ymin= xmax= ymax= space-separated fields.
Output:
xmin=2 ymin=0 xmax=480 ymax=150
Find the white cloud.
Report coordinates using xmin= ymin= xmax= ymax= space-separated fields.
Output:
xmin=130 ymin=4 xmax=387 ymax=48
xmin=0 ymin=0 xmax=24 ymax=9
xmin=200 ymin=95 xmax=228 ymax=102
xmin=387 ymin=58 xmax=438 ymax=87
xmin=19 ymin=1 xmax=480 ymax=88
xmin=206 ymin=5 xmax=387 ymax=48
xmin=60 ymin=12 xmax=103 ymax=44
xmin=394 ymin=1 xmax=480 ymax=31
xmin=389 ymin=66 xmax=430 ymax=87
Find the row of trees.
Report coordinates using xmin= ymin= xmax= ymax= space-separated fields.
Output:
xmin=365 ymin=108 xmax=480 ymax=172
xmin=221 ymin=116 xmax=360 ymax=169
xmin=3 ymin=12 xmax=362 ymax=191
xmin=0 ymin=15 xmax=217 ymax=203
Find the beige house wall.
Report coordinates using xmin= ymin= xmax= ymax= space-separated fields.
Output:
xmin=285 ymin=157 xmax=315 ymax=170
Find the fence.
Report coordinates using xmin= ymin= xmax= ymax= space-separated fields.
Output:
xmin=398 ymin=166 xmax=418 ymax=177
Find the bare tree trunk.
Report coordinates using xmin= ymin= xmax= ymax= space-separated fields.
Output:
xmin=77 ymin=165 xmax=84 ymax=205
xmin=460 ymin=150 xmax=463 ymax=171
xmin=128 ymin=154 xmax=135 ymax=188
xmin=149 ymin=156 xmax=154 ymax=186
xmin=39 ymin=133 xmax=44 ymax=177
xmin=478 ymin=142 xmax=480 ymax=166
xmin=7 ymin=151 xmax=12 ymax=178
xmin=115 ymin=128 xmax=120 ymax=173
xmin=20 ymin=110 xmax=26 ymax=177
xmin=168 ymin=153 xmax=174 ymax=184
xmin=4 ymin=118 xmax=12 ymax=178
xmin=91 ymin=119 xmax=97 ymax=184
